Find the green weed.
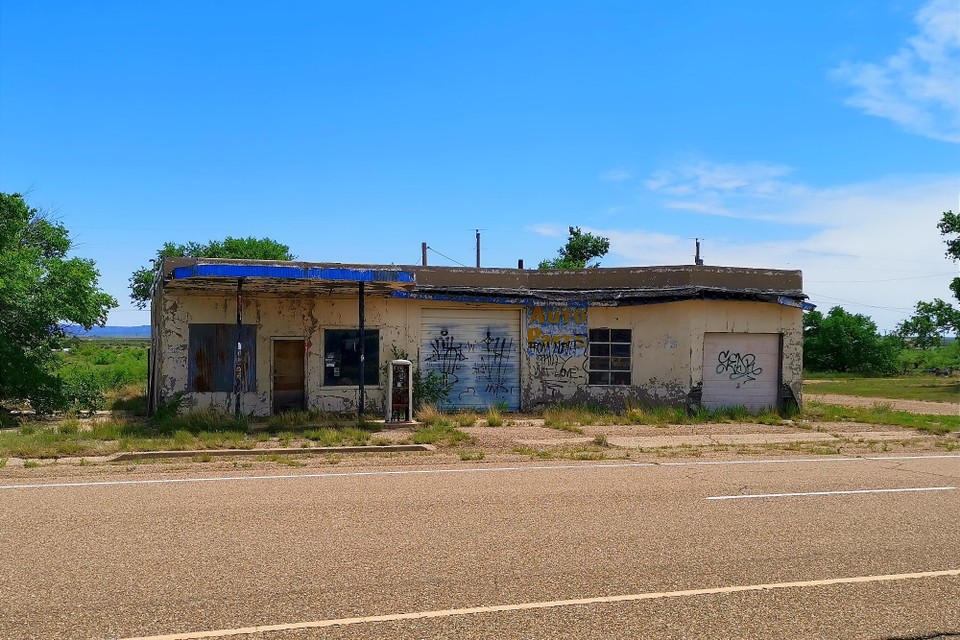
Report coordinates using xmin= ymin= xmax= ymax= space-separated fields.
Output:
xmin=412 ymin=424 xmax=470 ymax=446
xmin=803 ymin=401 xmax=959 ymax=435
xmin=454 ymin=411 xmax=480 ymax=428
xmin=262 ymin=454 xmax=305 ymax=467
xmin=513 ymin=446 xmax=553 ymax=459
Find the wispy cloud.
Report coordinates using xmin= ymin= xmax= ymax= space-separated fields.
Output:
xmin=528 ymin=223 xmax=566 ymax=237
xmin=832 ymin=0 xmax=960 ymax=143
xmin=599 ymin=168 xmax=633 ymax=183
xmin=646 ymin=161 xmax=794 ymax=195
xmin=645 ymin=160 xmax=803 ymax=221
xmin=605 ymin=165 xmax=958 ymax=331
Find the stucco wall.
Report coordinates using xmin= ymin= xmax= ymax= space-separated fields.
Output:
xmin=152 ymin=290 xmax=802 ymax=416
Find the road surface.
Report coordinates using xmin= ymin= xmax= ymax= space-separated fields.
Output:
xmin=2 ymin=455 xmax=959 ymax=639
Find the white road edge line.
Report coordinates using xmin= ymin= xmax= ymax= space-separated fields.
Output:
xmin=706 ymin=486 xmax=958 ymax=500
xmin=2 ymin=454 xmax=959 ymax=491
xmin=119 ymin=569 xmax=960 ymax=640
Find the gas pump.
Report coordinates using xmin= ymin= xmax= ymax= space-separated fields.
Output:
xmin=386 ymin=359 xmax=414 ymax=423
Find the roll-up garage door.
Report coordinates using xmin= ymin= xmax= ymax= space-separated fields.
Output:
xmin=421 ymin=309 xmax=521 ymax=410
xmin=702 ymin=333 xmax=781 ymax=411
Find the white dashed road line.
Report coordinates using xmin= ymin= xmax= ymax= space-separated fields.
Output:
xmin=1 ymin=454 xmax=958 ymax=491
xmin=706 ymin=486 xmax=958 ymax=500
xmin=119 ymin=569 xmax=960 ymax=640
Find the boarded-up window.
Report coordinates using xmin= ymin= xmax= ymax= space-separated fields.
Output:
xmin=588 ymin=328 xmax=631 ymax=385
xmin=188 ymin=324 xmax=257 ymax=392
xmin=324 ymin=329 xmax=379 ymax=386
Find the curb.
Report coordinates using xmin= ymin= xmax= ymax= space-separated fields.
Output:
xmin=109 ymin=444 xmax=436 ymax=462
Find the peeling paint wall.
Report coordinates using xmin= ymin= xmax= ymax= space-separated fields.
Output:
xmin=155 ymin=292 xmax=410 ymax=415
xmin=154 ymin=291 xmax=803 ymax=415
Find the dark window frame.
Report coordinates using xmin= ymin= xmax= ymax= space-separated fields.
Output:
xmin=588 ymin=328 xmax=632 ymax=386
xmin=323 ymin=328 xmax=380 ymax=387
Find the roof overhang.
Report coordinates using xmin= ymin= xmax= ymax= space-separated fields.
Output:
xmin=160 ymin=259 xmax=416 ymax=296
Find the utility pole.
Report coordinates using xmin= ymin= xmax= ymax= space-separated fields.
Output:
xmin=694 ymin=238 xmax=704 ymax=266
xmin=421 ymin=242 xmax=428 ymax=266
xmin=475 ymin=229 xmax=481 ymax=268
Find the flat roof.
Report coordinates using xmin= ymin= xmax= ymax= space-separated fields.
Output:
xmin=158 ymin=258 xmax=809 ymax=308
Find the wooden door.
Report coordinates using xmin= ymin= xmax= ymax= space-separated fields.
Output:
xmin=273 ymin=339 xmax=305 ymax=413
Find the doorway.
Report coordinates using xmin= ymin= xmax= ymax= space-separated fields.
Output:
xmin=273 ymin=339 xmax=305 ymax=413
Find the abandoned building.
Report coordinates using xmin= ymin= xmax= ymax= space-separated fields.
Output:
xmin=147 ymin=258 xmax=812 ymax=416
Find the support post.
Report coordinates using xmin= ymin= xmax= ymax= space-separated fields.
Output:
xmin=358 ymin=281 xmax=365 ymax=421
xmin=476 ymin=229 xmax=480 ymax=268
xmin=234 ymin=278 xmax=244 ymax=419
xmin=422 ymin=242 xmax=428 ymax=266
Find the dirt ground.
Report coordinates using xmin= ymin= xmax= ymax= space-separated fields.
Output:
xmin=806 ymin=393 xmax=960 ymax=416
xmin=2 ymin=393 xmax=958 ymax=478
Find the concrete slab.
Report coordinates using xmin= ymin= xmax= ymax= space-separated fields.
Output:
xmin=516 ymin=437 xmax=594 ymax=447
xmin=608 ymin=433 xmax=839 ymax=448
xmin=836 ymin=431 xmax=936 ymax=441
xmin=109 ymin=444 xmax=436 ymax=461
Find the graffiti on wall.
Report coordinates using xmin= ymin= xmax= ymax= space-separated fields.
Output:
xmin=526 ymin=306 xmax=588 ymax=356
xmin=716 ymin=350 xmax=762 ymax=382
xmin=422 ymin=324 xmax=519 ymax=408
xmin=527 ymin=305 xmax=589 ymax=395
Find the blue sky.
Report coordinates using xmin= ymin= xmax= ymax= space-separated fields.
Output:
xmin=1 ymin=0 xmax=957 ymax=330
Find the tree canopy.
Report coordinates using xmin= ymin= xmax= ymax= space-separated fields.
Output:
xmin=129 ymin=236 xmax=296 ymax=308
xmin=0 ymin=193 xmax=117 ymax=412
xmin=896 ymin=299 xmax=960 ymax=350
xmin=803 ymin=306 xmax=901 ymax=375
xmin=538 ymin=226 xmax=611 ymax=270
xmin=896 ymin=211 xmax=960 ymax=350
xmin=938 ymin=209 xmax=959 ymax=303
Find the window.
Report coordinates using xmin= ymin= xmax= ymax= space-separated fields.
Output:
xmin=324 ymin=329 xmax=379 ymax=386
xmin=588 ymin=328 xmax=631 ymax=385
xmin=188 ymin=324 xmax=257 ymax=392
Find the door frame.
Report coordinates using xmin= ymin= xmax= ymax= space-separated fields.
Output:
xmin=271 ymin=337 xmax=307 ymax=414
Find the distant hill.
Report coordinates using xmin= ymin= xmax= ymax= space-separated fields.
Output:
xmin=62 ymin=325 xmax=151 ymax=339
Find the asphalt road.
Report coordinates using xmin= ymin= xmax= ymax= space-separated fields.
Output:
xmin=2 ymin=455 xmax=959 ymax=639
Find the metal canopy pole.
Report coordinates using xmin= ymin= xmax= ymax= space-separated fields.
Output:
xmin=234 ymin=278 xmax=244 ymax=419
xmin=358 ymin=281 xmax=365 ymax=421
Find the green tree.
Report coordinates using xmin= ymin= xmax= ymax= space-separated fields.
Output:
xmin=896 ymin=299 xmax=960 ymax=350
xmin=538 ymin=226 xmax=611 ymax=270
xmin=897 ymin=211 xmax=960 ymax=352
xmin=129 ymin=236 xmax=296 ymax=308
xmin=0 ymin=193 xmax=117 ymax=412
xmin=937 ymin=209 xmax=959 ymax=302
xmin=803 ymin=306 xmax=901 ymax=375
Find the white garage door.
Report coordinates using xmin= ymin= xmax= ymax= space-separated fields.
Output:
xmin=702 ymin=333 xmax=780 ymax=411
xmin=421 ymin=309 xmax=521 ymax=410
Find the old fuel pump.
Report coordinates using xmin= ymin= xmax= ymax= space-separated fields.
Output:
xmin=386 ymin=359 xmax=414 ymax=423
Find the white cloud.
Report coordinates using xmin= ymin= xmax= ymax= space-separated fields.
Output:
xmin=603 ymin=168 xmax=959 ymax=332
xmin=646 ymin=160 xmax=793 ymax=194
xmin=599 ymin=169 xmax=633 ymax=183
xmin=528 ymin=223 xmax=566 ymax=237
xmin=832 ymin=0 xmax=960 ymax=143
xmin=645 ymin=160 xmax=805 ymax=221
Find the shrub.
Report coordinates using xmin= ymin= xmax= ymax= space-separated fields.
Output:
xmin=485 ymin=406 xmax=503 ymax=427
